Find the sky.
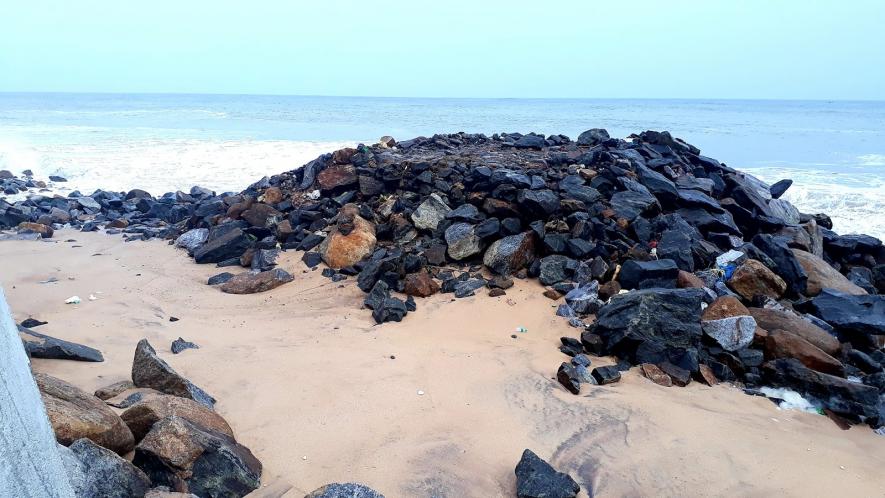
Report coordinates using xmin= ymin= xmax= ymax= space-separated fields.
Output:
xmin=1 ymin=0 xmax=883 ymax=99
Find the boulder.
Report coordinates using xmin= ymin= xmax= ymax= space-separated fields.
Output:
xmin=557 ymin=362 xmax=582 ymax=394
xmin=220 ymin=268 xmax=294 ymax=294
xmin=94 ymin=380 xmax=136 ymax=401
xmin=483 ymin=232 xmax=536 ymax=276
xmin=764 ymin=330 xmax=845 ymax=376
xmin=306 ymin=483 xmax=386 ymax=498
xmin=18 ymin=325 xmax=104 ymax=362
xmin=122 ymin=394 xmax=234 ymax=441
xmin=514 ymin=449 xmax=580 ymax=498
xmin=701 ymin=316 xmax=756 ymax=351
xmin=131 ymin=339 xmax=216 ymax=409
xmin=748 ymin=308 xmax=841 ymax=356
xmin=17 ymin=221 xmax=53 ymax=238
xmin=411 ymin=194 xmax=451 ymax=231
xmin=806 ymin=290 xmax=885 ymax=349
xmin=728 ymin=259 xmax=786 ymax=301
xmin=576 ymin=128 xmax=610 ymax=146
xmin=133 ymin=416 xmax=261 ymax=497
xmin=702 ymin=296 xmax=750 ymax=321
xmin=67 ymin=438 xmax=151 ymax=498
xmin=171 ymin=337 xmax=199 ymax=354
xmin=617 ymin=259 xmax=679 ymax=290
xmin=319 ymin=204 xmax=377 ymax=268
xmin=35 ymin=373 xmax=135 ymax=454
xmin=752 ymin=234 xmax=807 ymax=296
xmin=174 ymin=229 xmax=209 ymax=253
xmin=240 ymin=203 xmax=282 ymax=228
xmin=445 ymin=222 xmax=483 ymax=260
xmin=517 ymin=189 xmax=560 ymax=217
xmin=402 ymin=272 xmax=439 ymax=297
xmin=538 ymin=255 xmax=573 ymax=286
xmin=193 ymin=228 xmax=252 ymax=264
xmin=792 ymin=249 xmax=867 ymax=296
xmin=591 ymin=365 xmax=622 ymax=385
xmin=316 ymin=164 xmax=358 ymax=192
xmin=640 ymin=363 xmax=673 ymax=387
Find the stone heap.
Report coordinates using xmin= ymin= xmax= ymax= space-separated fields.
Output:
xmin=3 ymin=129 xmax=884 ymax=428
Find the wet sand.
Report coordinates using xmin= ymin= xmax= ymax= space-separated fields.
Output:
xmin=1 ymin=230 xmax=883 ymax=497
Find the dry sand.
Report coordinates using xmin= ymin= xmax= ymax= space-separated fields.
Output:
xmin=1 ymin=230 xmax=883 ymax=497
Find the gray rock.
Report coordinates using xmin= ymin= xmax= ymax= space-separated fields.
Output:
xmin=514 ymin=449 xmax=580 ymax=498
xmin=171 ymin=337 xmax=199 ymax=354
xmin=76 ymin=197 xmax=101 ymax=210
xmin=445 ymin=222 xmax=483 ymax=260
xmin=701 ymin=315 xmax=756 ymax=351
xmin=19 ymin=325 xmax=104 ymax=362
xmin=131 ymin=339 xmax=215 ymax=409
xmin=483 ymin=232 xmax=535 ymax=276
xmin=306 ymin=482 xmax=385 ymax=498
xmin=576 ymin=128 xmax=610 ymax=146
xmin=68 ymin=438 xmax=151 ymax=498
xmin=174 ymin=228 xmax=208 ymax=253
xmin=411 ymin=193 xmax=451 ymax=231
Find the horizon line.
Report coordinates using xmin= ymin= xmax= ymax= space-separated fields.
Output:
xmin=1 ymin=90 xmax=883 ymax=103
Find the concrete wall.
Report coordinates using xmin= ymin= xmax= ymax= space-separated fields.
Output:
xmin=0 ymin=285 xmax=75 ymax=498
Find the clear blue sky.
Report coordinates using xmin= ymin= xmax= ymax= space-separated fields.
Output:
xmin=2 ymin=0 xmax=883 ymax=99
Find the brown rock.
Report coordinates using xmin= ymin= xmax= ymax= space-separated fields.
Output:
xmin=133 ymin=416 xmax=261 ymax=496
xmin=748 ymin=307 xmax=841 ymax=356
xmin=764 ymin=329 xmax=845 ymax=376
xmin=106 ymin=218 xmax=129 ymax=229
xmin=792 ymin=249 xmax=867 ymax=296
xmin=316 ymin=164 xmax=358 ymax=191
xmin=262 ymin=186 xmax=283 ymax=205
xmin=481 ymin=198 xmax=519 ymax=218
xmin=543 ymin=288 xmax=562 ymax=300
xmin=276 ymin=219 xmax=295 ymax=238
xmin=695 ymin=364 xmax=719 ymax=386
xmin=488 ymin=288 xmax=506 ymax=297
xmin=331 ymin=147 xmax=356 ymax=164
xmin=94 ymin=380 xmax=136 ymax=400
xmin=122 ymin=394 xmax=234 ymax=441
xmin=702 ymin=296 xmax=750 ymax=321
xmin=640 ymin=363 xmax=672 ymax=387
xmin=402 ymin=272 xmax=439 ymax=297
xmin=319 ymin=204 xmax=376 ymax=269
xmin=598 ymin=281 xmax=621 ymax=301
xmin=35 ymin=373 xmax=135 ymax=454
xmin=240 ymin=203 xmax=281 ymax=228
xmin=17 ymin=222 xmax=53 ymax=238
xmin=728 ymin=259 xmax=787 ymax=300
xmin=677 ymin=270 xmax=705 ymax=289
xmin=220 ymin=268 xmax=294 ymax=294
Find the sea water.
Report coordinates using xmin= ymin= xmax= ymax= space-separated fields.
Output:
xmin=1 ymin=93 xmax=883 ymax=238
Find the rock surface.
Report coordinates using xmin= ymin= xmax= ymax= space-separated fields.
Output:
xmin=220 ymin=268 xmax=294 ymax=294
xmin=67 ymin=438 xmax=152 ymax=498
xmin=122 ymin=393 xmax=234 ymax=441
xmin=131 ymin=339 xmax=216 ymax=409
xmin=305 ymin=483 xmax=386 ymax=498
xmin=514 ymin=449 xmax=580 ymax=498
xmin=19 ymin=325 xmax=104 ymax=362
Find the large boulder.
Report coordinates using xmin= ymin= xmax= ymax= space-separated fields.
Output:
xmin=122 ymin=394 xmax=234 ymax=441
xmin=19 ymin=325 xmax=104 ymax=362
xmin=517 ymin=189 xmax=560 ymax=218
xmin=728 ymin=259 xmax=786 ymax=301
xmin=193 ymin=228 xmax=252 ymax=264
xmin=319 ymin=204 xmax=377 ymax=269
xmin=617 ymin=259 xmax=679 ymax=290
xmin=483 ymin=232 xmax=536 ymax=276
xmin=132 ymin=339 xmax=216 ymax=409
xmin=240 ymin=203 xmax=282 ymax=228
xmin=35 ymin=373 xmax=135 ymax=454
xmin=792 ymin=249 xmax=867 ymax=296
xmin=411 ymin=194 xmax=451 ymax=231
xmin=174 ymin=228 xmax=209 ymax=254
xmin=445 ymin=222 xmax=483 ymax=260
xmin=701 ymin=316 xmax=756 ymax=351
xmin=576 ymin=128 xmax=610 ymax=146
xmin=752 ymin=234 xmax=808 ymax=296
xmin=66 ymin=438 xmax=151 ymax=498
xmin=748 ymin=308 xmax=840 ymax=356
xmin=306 ymin=483 xmax=385 ymax=498
xmin=763 ymin=359 xmax=880 ymax=423
xmin=220 ymin=268 xmax=294 ymax=294
xmin=514 ymin=449 xmax=580 ymax=498
xmin=764 ymin=330 xmax=845 ymax=376
xmin=133 ymin=416 xmax=261 ymax=497
xmin=316 ymin=164 xmax=358 ymax=192
xmin=806 ymin=289 xmax=885 ymax=349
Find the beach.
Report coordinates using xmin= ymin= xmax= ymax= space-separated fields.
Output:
xmin=2 ymin=231 xmax=883 ymax=497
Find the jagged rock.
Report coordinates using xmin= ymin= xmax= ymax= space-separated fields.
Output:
xmin=17 ymin=221 xmax=53 ymax=238
xmin=35 ymin=372 xmax=135 ymax=454
xmin=701 ymin=316 xmax=756 ymax=351
xmin=66 ymin=438 xmax=151 ymax=498
xmin=122 ymin=393 xmax=234 ymax=441
xmin=728 ymin=259 xmax=786 ymax=301
xmin=193 ymin=228 xmax=252 ymax=264
xmin=174 ymin=228 xmax=209 ymax=253
xmin=372 ymin=297 xmax=408 ymax=323
xmin=659 ymin=361 xmax=692 ymax=386
xmin=94 ymin=381 xmax=136 ymax=401
xmin=752 ymin=234 xmax=808 ymax=296
xmin=514 ymin=449 xmax=580 ymax=498
xmin=617 ymin=259 xmax=679 ymax=289
xmin=748 ymin=308 xmax=840 ymax=356
xmin=764 ymin=330 xmax=845 ymax=376
xmin=445 ymin=222 xmax=483 ymax=260
xmin=806 ymin=290 xmax=885 ymax=349
xmin=319 ymin=204 xmax=377 ymax=268
xmin=18 ymin=325 xmax=104 ymax=362
xmin=241 ymin=203 xmax=282 ymax=227
xmin=702 ymin=296 xmax=750 ymax=320
xmin=306 ymin=483 xmax=385 ymax=498
xmin=133 ymin=416 xmax=261 ymax=497
xmin=576 ymin=128 xmax=610 ymax=146
xmin=411 ymin=193 xmax=451 ymax=231
xmin=557 ymin=362 xmax=582 ymax=394
xmin=220 ymin=268 xmax=294 ymax=294
xmin=483 ymin=232 xmax=536 ymax=276
xmin=792 ymin=249 xmax=867 ymax=297
xmin=317 ymin=164 xmax=358 ymax=192
xmin=402 ymin=272 xmax=439 ymax=297
xmin=131 ymin=339 xmax=216 ymax=409
xmin=171 ymin=337 xmax=199 ymax=354
xmin=591 ymin=365 xmax=622 ymax=385
xmin=641 ymin=363 xmax=673 ymax=387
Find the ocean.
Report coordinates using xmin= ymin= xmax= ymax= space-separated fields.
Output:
xmin=1 ymin=93 xmax=883 ymax=239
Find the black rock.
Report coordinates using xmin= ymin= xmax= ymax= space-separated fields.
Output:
xmin=305 ymin=482 xmax=385 ymax=498
xmin=193 ymin=227 xmax=253 ymax=264
xmin=372 ymin=297 xmax=408 ymax=324
xmin=617 ymin=259 xmax=679 ymax=290
xmin=806 ymin=289 xmax=885 ymax=350
xmin=769 ymin=179 xmax=793 ymax=199
xmin=591 ymin=365 xmax=621 ymax=385
xmin=659 ymin=361 xmax=691 ymax=386
xmin=580 ymin=331 xmax=605 ymax=355
xmin=18 ymin=326 xmax=104 ymax=362
xmin=207 ymin=272 xmax=234 ymax=285
xmin=576 ymin=128 xmax=610 ymax=146
xmin=20 ymin=318 xmax=47 ymax=328
xmin=557 ymin=362 xmax=582 ymax=395
xmin=171 ymin=337 xmax=199 ymax=354
xmin=752 ymin=234 xmax=807 ymax=296
xmin=364 ymin=280 xmax=390 ymax=311
xmin=514 ymin=449 xmax=580 ymax=498
xmin=65 ymin=438 xmax=151 ymax=498
xmin=517 ymin=189 xmax=560 ymax=218
xmin=559 ymin=337 xmax=583 ymax=357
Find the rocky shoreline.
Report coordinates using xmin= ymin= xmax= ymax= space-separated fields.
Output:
xmin=2 ymin=128 xmax=885 ymax=496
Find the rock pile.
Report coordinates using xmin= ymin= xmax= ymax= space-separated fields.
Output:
xmin=4 ymin=128 xmax=884 ymax=428
xmin=37 ymin=339 xmax=262 ymax=497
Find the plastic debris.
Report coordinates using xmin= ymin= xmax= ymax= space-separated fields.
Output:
xmin=417 ymin=390 xmax=425 ymax=396
xmin=39 ymin=277 xmax=59 ymax=284
xmin=515 ymin=326 xmax=528 ymax=334
xmin=64 ymin=296 xmax=81 ymax=304
xmin=88 ymin=294 xmax=98 ymax=301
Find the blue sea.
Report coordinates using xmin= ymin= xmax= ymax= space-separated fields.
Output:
xmin=1 ymin=93 xmax=883 ymax=238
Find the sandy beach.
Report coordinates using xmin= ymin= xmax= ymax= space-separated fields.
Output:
xmin=1 ymin=230 xmax=883 ymax=497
